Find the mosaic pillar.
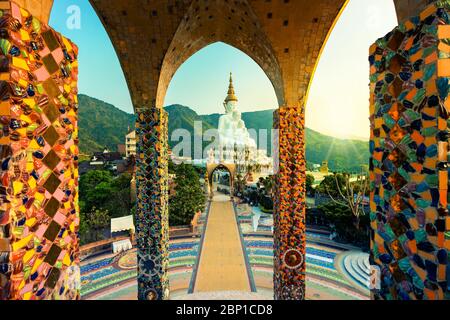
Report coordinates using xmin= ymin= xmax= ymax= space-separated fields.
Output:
xmin=273 ymin=106 xmax=307 ymax=300
xmin=135 ymin=108 xmax=169 ymax=300
xmin=0 ymin=1 xmax=79 ymax=300
xmin=369 ymin=2 xmax=449 ymax=300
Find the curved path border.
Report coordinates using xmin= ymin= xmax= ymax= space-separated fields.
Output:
xmin=334 ymin=251 xmax=370 ymax=296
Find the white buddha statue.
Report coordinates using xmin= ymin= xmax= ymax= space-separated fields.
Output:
xmin=207 ymin=73 xmax=273 ymax=174
xmin=217 ymin=73 xmax=257 ymax=156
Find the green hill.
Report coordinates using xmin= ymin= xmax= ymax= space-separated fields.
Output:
xmin=78 ymin=95 xmax=369 ymax=171
xmin=305 ymin=129 xmax=369 ymax=172
xmin=78 ymin=94 xmax=135 ymax=155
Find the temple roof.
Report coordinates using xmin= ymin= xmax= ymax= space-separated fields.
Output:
xmin=225 ymin=73 xmax=238 ymax=103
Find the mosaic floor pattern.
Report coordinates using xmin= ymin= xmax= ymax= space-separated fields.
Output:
xmin=80 ymin=237 xmax=200 ymax=300
xmin=81 ymin=201 xmax=371 ymax=300
xmin=237 ymin=203 xmax=370 ymax=301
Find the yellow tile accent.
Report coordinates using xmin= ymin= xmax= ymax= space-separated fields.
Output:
xmin=12 ymin=234 xmax=33 ymax=251
xmin=19 ymin=114 xmax=31 ymax=123
xmin=0 ymin=101 xmax=9 ymax=115
xmin=420 ymin=4 xmax=437 ymax=21
xmin=437 ymin=59 xmax=450 ymax=77
xmin=438 ymin=41 xmax=450 ymax=53
xmin=18 ymin=279 xmax=25 ymax=291
xmin=19 ymin=8 xmax=30 ymax=17
xmin=16 ymin=127 xmax=26 ymax=137
xmin=20 ymin=29 xmax=30 ymax=41
xmin=25 ymin=217 xmax=36 ymax=227
xmin=28 ymin=139 xmax=39 ymax=150
xmin=0 ymin=136 xmax=9 ymax=145
xmin=13 ymin=181 xmax=23 ymax=195
xmin=18 ymin=79 xmax=28 ymax=88
xmin=63 ymin=253 xmax=71 ymax=266
xmin=62 ymin=36 xmax=73 ymax=52
xmin=23 ymin=98 xmax=35 ymax=107
xmin=12 ymin=57 xmax=30 ymax=71
xmin=35 ymin=192 xmax=44 ymax=203
xmin=438 ymin=25 xmax=450 ymax=39
xmin=31 ymin=258 xmax=43 ymax=274
xmin=23 ymin=249 xmax=35 ymax=263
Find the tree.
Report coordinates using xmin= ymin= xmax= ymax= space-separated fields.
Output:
xmin=79 ymin=207 xmax=110 ymax=244
xmin=88 ymin=208 xmax=110 ymax=233
xmin=316 ymin=174 xmax=346 ymax=197
xmin=318 ymin=202 xmax=370 ymax=249
xmin=78 ymin=211 xmax=89 ymax=245
xmin=306 ymin=174 xmax=315 ymax=195
xmin=169 ymin=163 xmax=206 ymax=226
xmin=104 ymin=173 xmax=133 ymax=218
xmin=79 ymin=169 xmax=135 ymax=245
xmin=322 ymin=172 xmax=368 ymax=229
xmin=168 ymin=158 xmax=176 ymax=174
xmin=80 ymin=170 xmax=113 ymax=196
xmin=80 ymin=170 xmax=134 ymax=219
xmin=262 ymin=175 xmax=275 ymax=197
xmin=85 ymin=181 xmax=114 ymax=210
xmin=234 ymin=173 xmax=246 ymax=195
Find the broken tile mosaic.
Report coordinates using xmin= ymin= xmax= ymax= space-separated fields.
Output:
xmin=369 ymin=2 xmax=449 ymax=301
xmin=0 ymin=1 xmax=79 ymax=300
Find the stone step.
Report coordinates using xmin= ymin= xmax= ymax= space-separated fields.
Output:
xmin=343 ymin=254 xmax=370 ymax=288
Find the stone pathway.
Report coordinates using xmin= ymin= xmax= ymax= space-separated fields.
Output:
xmin=193 ymin=195 xmax=251 ymax=292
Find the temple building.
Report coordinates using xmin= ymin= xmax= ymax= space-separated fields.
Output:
xmin=207 ymin=74 xmax=273 ymax=174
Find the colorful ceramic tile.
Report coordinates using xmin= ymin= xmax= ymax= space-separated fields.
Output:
xmin=369 ymin=2 xmax=449 ymax=300
xmin=273 ymin=106 xmax=307 ymax=300
xmin=0 ymin=1 xmax=79 ymax=300
xmin=135 ymin=108 xmax=169 ymax=300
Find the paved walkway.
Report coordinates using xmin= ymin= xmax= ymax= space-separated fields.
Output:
xmin=193 ymin=195 xmax=251 ymax=292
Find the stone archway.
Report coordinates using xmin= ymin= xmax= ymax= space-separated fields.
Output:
xmin=108 ymin=1 xmax=345 ymax=299
xmin=88 ymin=0 xmax=449 ymax=301
xmin=206 ymin=163 xmax=236 ymax=199
xmin=7 ymin=0 xmax=447 ymax=301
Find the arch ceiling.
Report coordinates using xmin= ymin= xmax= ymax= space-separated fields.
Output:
xmin=89 ymin=0 xmax=347 ymax=109
xmin=22 ymin=0 xmax=434 ymax=108
xmin=156 ymin=1 xmax=284 ymax=107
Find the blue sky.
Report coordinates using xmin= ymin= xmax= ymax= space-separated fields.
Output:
xmin=49 ymin=1 xmax=132 ymax=113
xmin=49 ymin=0 xmax=397 ymax=139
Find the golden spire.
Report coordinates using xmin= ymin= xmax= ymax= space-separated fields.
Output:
xmin=225 ymin=72 xmax=238 ymax=103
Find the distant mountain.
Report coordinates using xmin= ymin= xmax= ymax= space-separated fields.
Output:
xmin=305 ymin=128 xmax=369 ymax=172
xmin=78 ymin=95 xmax=369 ymax=171
xmin=78 ymin=94 xmax=135 ymax=155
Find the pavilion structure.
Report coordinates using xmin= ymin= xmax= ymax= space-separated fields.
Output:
xmin=0 ymin=0 xmax=447 ymax=300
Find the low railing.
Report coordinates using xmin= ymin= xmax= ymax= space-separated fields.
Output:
xmin=80 ymin=226 xmax=199 ymax=260
xmin=80 ymin=235 xmax=131 ymax=260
